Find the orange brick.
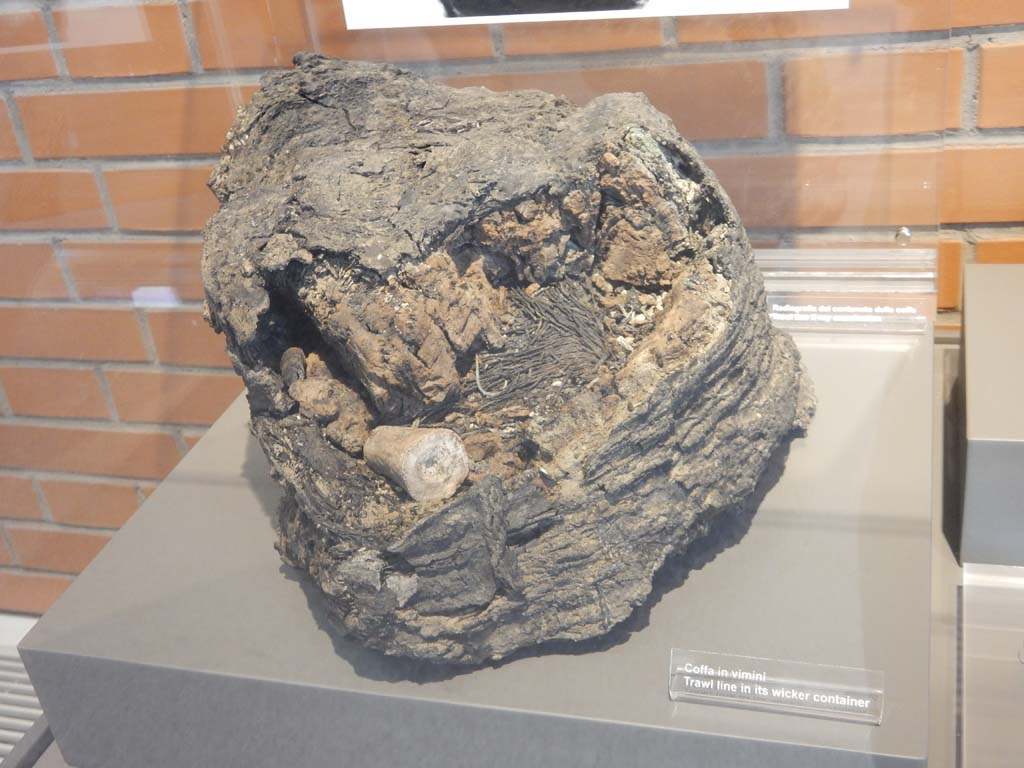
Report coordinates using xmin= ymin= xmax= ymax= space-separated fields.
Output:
xmin=0 ymin=12 xmax=58 ymax=81
xmin=0 ymin=536 xmax=10 ymax=566
xmin=107 ymin=370 xmax=242 ymax=425
xmin=0 ymin=572 xmax=72 ymax=614
xmin=975 ymin=238 xmax=1024 ymax=264
xmin=105 ymin=166 xmax=217 ymax=232
xmin=0 ymin=307 xmax=147 ymax=361
xmin=18 ymin=86 xmax=254 ymax=159
xmin=942 ymin=147 xmax=1024 ymax=224
xmin=41 ymin=480 xmax=139 ymax=528
xmin=0 ymin=424 xmax=181 ymax=479
xmin=192 ymin=0 xmax=311 ymax=69
xmin=183 ymin=433 xmax=205 ymax=450
xmin=952 ymin=0 xmax=1024 ymax=28
xmin=0 ymin=477 xmax=42 ymax=520
xmin=0 ymin=171 xmax=107 ymax=230
xmin=54 ymin=3 xmax=191 ymax=78
xmin=7 ymin=525 xmax=111 ymax=574
xmin=146 ymin=310 xmax=232 ymax=367
xmin=0 ymin=102 xmax=20 ymax=159
xmin=312 ymin=0 xmax=493 ymax=62
xmin=678 ymin=0 xmax=947 ymax=43
xmin=786 ymin=50 xmax=962 ymax=137
xmin=937 ymin=240 xmax=962 ymax=310
xmin=0 ymin=367 xmax=109 ymax=419
xmin=0 ymin=244 xmax=68 ymax=299
xmin=448 ymin=61 xmax=768 ymax=142
xmin=708 ymin=151 xmax=940 ymax=229
xmin=503 ymin=19 xmax=663 ymax=56
xmin=978 ymin=45 xmax=1024 ymax=129
xmin=65 ymin=240 xmax=204 ymax=301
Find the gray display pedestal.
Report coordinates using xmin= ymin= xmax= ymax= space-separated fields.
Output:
xmin=19 ymin=331 xmax=935 ymax=768
xmin=960 ymin=264 xmax=1024 ymax=566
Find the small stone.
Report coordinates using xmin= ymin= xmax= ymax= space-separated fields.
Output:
xmin=592 ymin=272 xmax=613 ymax=294
xmin=280 ymin=347 xmax=306 ymax=386
xmin=363 ymin=426 xmax=469 ymax=504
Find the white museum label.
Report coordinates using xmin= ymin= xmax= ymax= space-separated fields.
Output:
xmin=668 ymin=649 xmax=884 ymax=724
xmin=342 ymin=1 xmax=851 ymax=31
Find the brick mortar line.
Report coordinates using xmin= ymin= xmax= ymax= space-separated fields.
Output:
xmin=0 ymin=21 xmax=1021 ymax=101
xmin=0 ymin=229 xmax=205 ymax=241
xmin=0 ymin=413 xmax=222 ymax=432
xmin=92 ymin=165 xmax=120 ymax=231
xmin=489 ymin=25 xmax=505 ymax=60
xmin=171 ymin=429 xmax=189 ymax=456
xmin=0 ymin=467 xmax=162 ymax=487
xmin=44 ymin=232 xmax=205 ymax=243
xmin=953 ymin=24 xmax=1024 ymax=40
xmin=175 ymin=0 xmax=205 ymax=75
xmin=2 ymin=129 xmax=1022 ymax=172
xmin=0 ymin=359 xmax=236 ymax=375
xmin=942 ymin=130 xmax=1024 ymax=146
xmin=963 ymin=234 xmax=977 ymax=267
xmin=29 ymin=477 xmax=53 ymax=523
xmin=3 ymin=518 xmax=121 ymax=535
xmin=5 ymin=233 xmax=203 ymax=244
xmin=0 ymin=525 xmax=18 ymax=568
xmin=0 ymin=298 xmax=204 ymax=309
xmin=94 ymin=367 xmax=121 ymax=422
xmin=0 ymin=155 xmax=220 ymax=169
xmin=1 ymin=90 xmax=34 ymax=164
xmin=0 ymin=35 xmax=972 ymax=96
xmin=765 ymin=56 xmax=786 ymax=142
xmin=657 ymin=17 xmax=675 ymax=47
xmin=4 ymin=70 xmax=264 ymax=95
xmin=38 ymin=5 xmax=69 ymax=79
xmin=13 ymin=0 xmax=171 ymax=8
xmin=135 ymin=306 xmax=161 ymax=364
xmin=0 ymin=379 xmax=13 ymax=418
xmin=50 ymin=239 xmax=81 ymax=300
xmin=0 ymin=564 xmax=94 ymax=579
xmin=943 ymin=219 xmax=1024 ymax=229
xmin=947 ymin=224 xmax=1024 ymax=237
xmin=961 ymin=42 xmax=981 ymax=132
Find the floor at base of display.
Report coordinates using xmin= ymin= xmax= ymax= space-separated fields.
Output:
xmin=15 ymin=330 xmax=955 ymax=768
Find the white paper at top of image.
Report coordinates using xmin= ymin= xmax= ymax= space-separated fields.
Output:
xmin=342 ymin=0 xmax=849 ymax=30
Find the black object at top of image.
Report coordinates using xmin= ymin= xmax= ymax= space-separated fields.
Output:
xmin=442 ymin=0 xmax=647 ymax=17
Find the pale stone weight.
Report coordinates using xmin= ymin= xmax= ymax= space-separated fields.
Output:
xmin=363 ymin=426 xmax=469 ymax=503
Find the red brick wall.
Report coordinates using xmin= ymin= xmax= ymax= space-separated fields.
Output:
xmin=1 ymin=0 xmax=1022 ymax=613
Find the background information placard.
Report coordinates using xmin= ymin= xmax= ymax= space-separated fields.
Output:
xmin=669 ymin=649 xmax=884 ymax=725
xmin=342 ymin=1 xmax=850 ymax=31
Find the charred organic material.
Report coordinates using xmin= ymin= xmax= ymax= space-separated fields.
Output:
xmin=202 ymin=55 xmax=814 ymax=665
